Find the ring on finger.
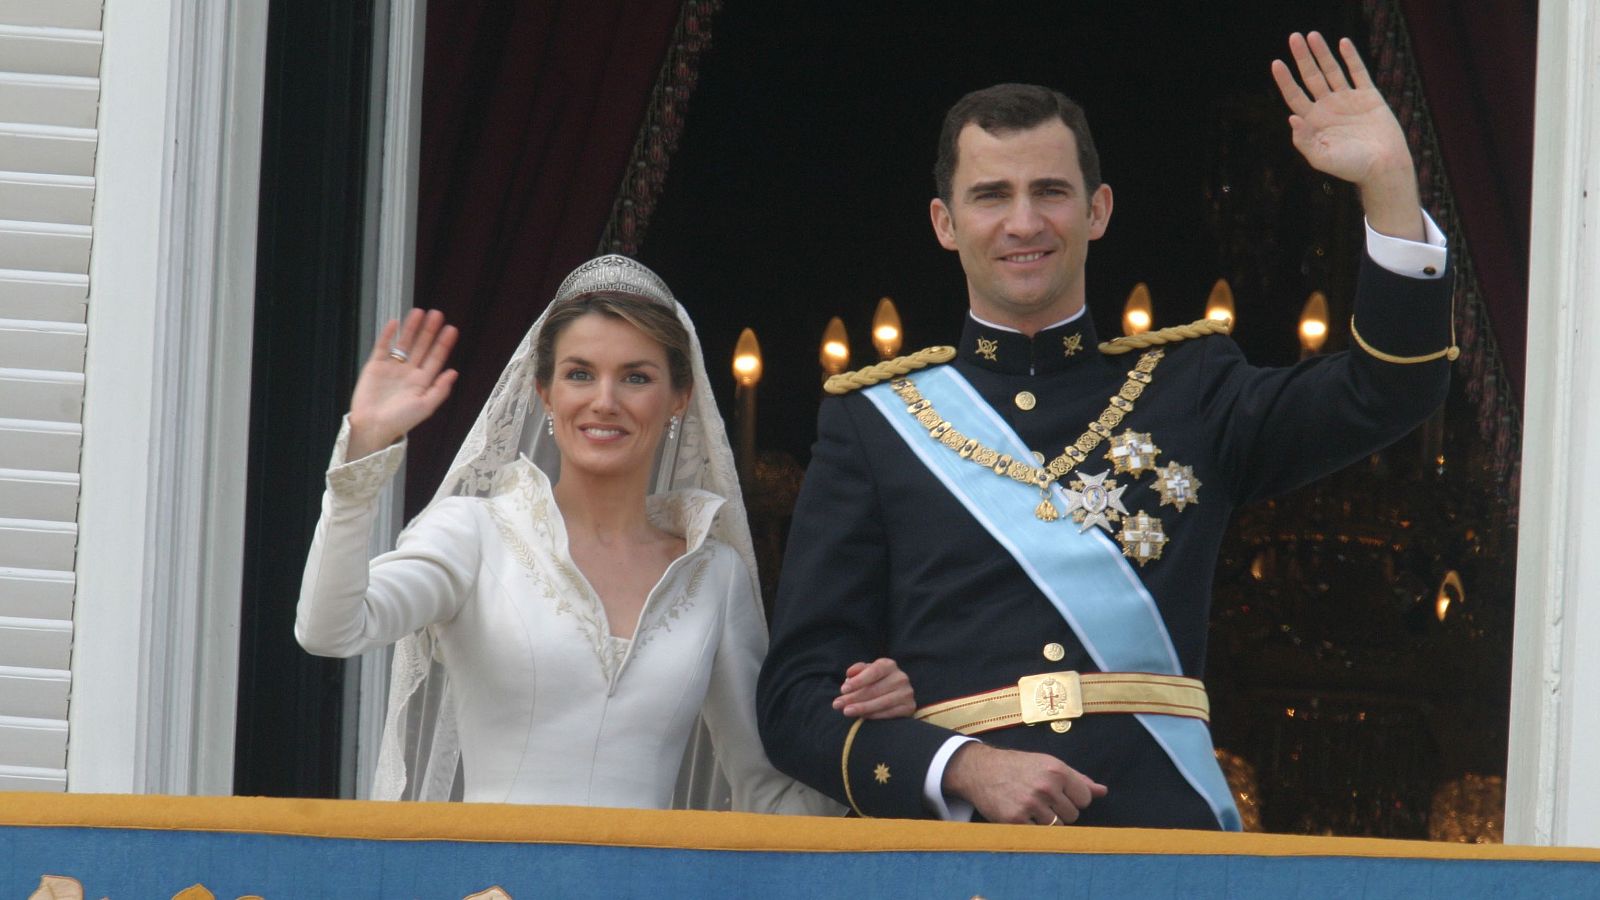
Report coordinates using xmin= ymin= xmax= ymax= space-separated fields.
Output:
xmin=388 ymin=347 xmax=410 ymax=363
xmin=1046 ymin=814 xmax=1061 ymax=827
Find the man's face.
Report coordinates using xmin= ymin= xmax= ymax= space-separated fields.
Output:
xmin=930 ymin=120 xmax=1113 ymax=333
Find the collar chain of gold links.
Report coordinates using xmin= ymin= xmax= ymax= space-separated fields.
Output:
xmin=888 ymin=349 xmax=1164 ymax=520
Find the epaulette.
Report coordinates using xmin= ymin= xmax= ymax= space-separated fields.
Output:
xmin=823 ymin=346 xmax=957 ymax=395
xmin=1099 ymin=317 xmax=1231 ymax=355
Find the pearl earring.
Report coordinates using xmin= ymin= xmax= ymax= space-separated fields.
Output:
xmin=668 ymin=415 xmax=680 ymax=441
xmin=545 ymin=414 xmax=555 ymax=436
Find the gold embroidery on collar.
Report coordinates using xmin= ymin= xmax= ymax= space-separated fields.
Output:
xmin=975 ymin=336 xmax=999 ymax=361
xmin=1063 ymin=333 xmax=1083 ymax=357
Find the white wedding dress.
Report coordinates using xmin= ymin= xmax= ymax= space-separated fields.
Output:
xmin=296 ymin=422 xmax=831 ymax=813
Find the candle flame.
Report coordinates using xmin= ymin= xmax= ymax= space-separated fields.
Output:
xmin=1123 ymin=283 xmax=1153 ymax=336
xmin=1300 ymin=290 xmax=1330 ymax=353
xmin=871 ymin=298 xmax=903 ymax=359
xmin=732 ymin=328 xmax=762 ymax=386
xmin=821 ymin=317 xmax=851 ymax=374
xmin=1205 ymin=278 xmax=1235 ymax=326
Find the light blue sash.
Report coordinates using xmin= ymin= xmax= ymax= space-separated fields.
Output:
xmin=863 ymin=366 xmax=1241 ymax=830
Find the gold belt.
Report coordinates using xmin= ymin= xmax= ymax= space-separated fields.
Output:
xmin=914 ymin=671 xmax=1209 ymax=735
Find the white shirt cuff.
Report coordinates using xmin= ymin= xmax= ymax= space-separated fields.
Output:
xmin=1364 ymin=209 xmax=1447 ymax=279
xmin=923 ymin=735 xmax=978 ymax=821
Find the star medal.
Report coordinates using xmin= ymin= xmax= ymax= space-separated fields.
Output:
xmin=1105 ymin=429 xmax=1160 ymax=476
xmin=1063 ymin=469 xmax=1129 ymax=533
xmin=1154 ymin=461 xmax=1201 ymax=511
xmin=1116 ymin=511 xmax=1168 ymax=567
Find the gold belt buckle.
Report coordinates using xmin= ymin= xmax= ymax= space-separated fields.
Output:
xmin=1017 ymin=671 xmax=1084 ymax=725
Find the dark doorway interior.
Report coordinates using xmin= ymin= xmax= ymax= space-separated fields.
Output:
xmin=236 ymin=0 xmax=376 ymax=798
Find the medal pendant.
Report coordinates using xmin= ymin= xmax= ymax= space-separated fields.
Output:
xmin=1035 ymin=495 xmax=1060 ymax=521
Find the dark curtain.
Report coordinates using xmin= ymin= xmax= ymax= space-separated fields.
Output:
xmin=1400 ymin=0 xmax=1536 ymax=391
xmin=407 ymin=1 xmax=685 ymax=512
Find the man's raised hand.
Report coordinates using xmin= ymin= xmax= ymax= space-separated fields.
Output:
xmin=1271 ymin=31 xmax=1424 ymax=240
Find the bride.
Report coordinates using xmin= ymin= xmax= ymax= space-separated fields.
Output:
xmin=295 ymin=255 xmax=912 ymax=811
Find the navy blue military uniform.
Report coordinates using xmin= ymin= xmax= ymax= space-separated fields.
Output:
xmin=756 ymin=253 xmax=1451 ymax=827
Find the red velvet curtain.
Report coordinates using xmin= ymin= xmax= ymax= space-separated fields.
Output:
xmin=407 ymin=1 xmax=685 ymax=511
xmin=1399 ymin=0 xmax=1536 ymax=392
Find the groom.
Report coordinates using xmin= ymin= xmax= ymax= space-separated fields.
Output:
xmin=757 ymin=33 xmax=1453 ymax=828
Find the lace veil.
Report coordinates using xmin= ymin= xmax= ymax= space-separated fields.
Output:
xmin=373 ymin=254 xmax=758 ymax=807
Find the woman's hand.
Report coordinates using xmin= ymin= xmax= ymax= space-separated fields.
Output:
xmin=346 ymin=308 xmax=459 ymax=460
xmin=833 ymin=658 xmax=916 ymax=720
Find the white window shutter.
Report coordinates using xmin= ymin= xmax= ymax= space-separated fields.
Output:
xmin=0 ymin=0 xmax=102 ymax=793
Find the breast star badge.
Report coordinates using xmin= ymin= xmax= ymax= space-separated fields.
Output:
xmin=1063 ymin=469 xmax=1129 ymax=534
xmin=975 ymin=337 xmax=999 ymax=361
xmin=1105 ymin=429 xmax=1160 ymax=476
xmin=1154 ymin=462 xmax=1201 ymax=511
xmin=874 ymin=763 xmax=891 ymax=784
xmin=1116 ymin=511 xmax=1168 ymax=566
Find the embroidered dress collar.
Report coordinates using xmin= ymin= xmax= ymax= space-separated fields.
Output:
xmin=492 ymin=456 xmax=726 ymax=551
xmin=961 ymin=308 xmax=1099 ymax=375
xmin=490 ymin=456 xmax=726 ymax=685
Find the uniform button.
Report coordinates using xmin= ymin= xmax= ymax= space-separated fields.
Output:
xmin=1051 ymin=720 xmax=1072 ymax=733
xmin=1423 ymin=265 xmax=1438 ymax=276
xmin=1014 ymin=391 xmax=1036 ymax=411
xmin=1043 ymin=642 xmax=1065 ymax=662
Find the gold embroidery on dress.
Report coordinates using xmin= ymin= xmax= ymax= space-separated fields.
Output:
xmin=633 ymin=555 xmax=709 ymax=651
xmin=495 ymin=474 xmax=616 ymax=677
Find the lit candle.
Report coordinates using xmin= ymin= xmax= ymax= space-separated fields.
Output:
xmin=871 ymin=298 xmax=903 ymax=359
xmin=820 ymin=316 xmax=850 ymax=377
xmin=1299 ymin=290 xmax=1329 ymax=356
xmin=732 ymin=328 xmax=762 ymax=485
xmin=1205 ymin=278 xmax=1235 ymax=327
xmin=1123 ymin=282 xmax=1153 ymax=336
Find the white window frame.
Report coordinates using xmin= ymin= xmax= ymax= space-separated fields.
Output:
xmin=1505 ymin=0 xmax=1600 ymax=847
xmin=345 ymin=0 xmax=427 ymax=799
xmin=70 ymin=0 xmax=267 ymax=795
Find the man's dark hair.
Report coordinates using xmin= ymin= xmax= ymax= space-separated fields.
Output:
xmin=933 ymin=84 xmax=1100 ymax=204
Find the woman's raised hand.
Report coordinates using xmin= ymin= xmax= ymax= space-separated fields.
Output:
xmin=833 ymin=658 xmax=917 ymax=720
xmin=346 ymin=308 xmax=459 ymax=460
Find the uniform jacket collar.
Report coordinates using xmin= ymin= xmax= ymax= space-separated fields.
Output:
xmin=959 ymin=309 xmax=1101 ymax=375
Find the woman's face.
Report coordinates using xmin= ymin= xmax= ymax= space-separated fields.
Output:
xmin=539 ymin=312 xmax=689 ymax=482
